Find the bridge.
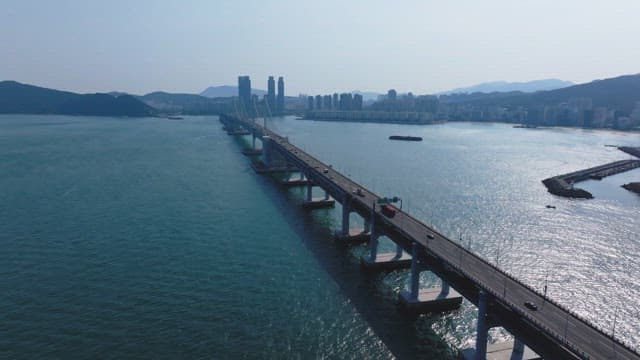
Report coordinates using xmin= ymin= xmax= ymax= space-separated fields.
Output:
xmin=220 ymin=114 xmax=640 ymax=360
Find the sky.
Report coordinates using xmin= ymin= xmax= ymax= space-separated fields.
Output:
xmin=2 ymin=0 xmax=640 ymax=96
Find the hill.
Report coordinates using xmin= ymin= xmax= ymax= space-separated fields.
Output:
xmin=200 ymin=85 xmax=266 ymax=98
xmin=440 ymin=74 xmax=640 ymax=113
xmin=140 ymin=92 xmax=232 ymax=114
xmin=0 ymin=81 xmax=155 ymax=117
xmin=440 ymin=79 xmax=573 ymax=95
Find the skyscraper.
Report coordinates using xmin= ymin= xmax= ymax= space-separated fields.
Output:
xmin=267 ymin=76 xmax=276 ymax=114
xmin=277 ymin=77 xmax=285 ymax=115
xmin=238 ymin=76 xmax=251 ymax=115
xmin=353 ymin=94 xmax=363 ymax=110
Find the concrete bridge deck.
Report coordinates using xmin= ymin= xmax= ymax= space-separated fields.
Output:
xmin=221 ymin=114 xmax=640 ymax=360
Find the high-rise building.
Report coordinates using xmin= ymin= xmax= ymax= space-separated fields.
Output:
xmin=307 ymin=96 xmax=314 ymax=111
xmin=387 ymin=89 xmax=397 ymax=101
xmin=333 ymin=93 xmax=339 ymax=110
xmin=267 ymin=76 xmax=276 ymax=114
xmin=353 ymin=94 xmax=363 ymax=110
xmin=277 ymin=77 xmax=285 ymax=114
xmin=339 ymin=93 xmax=353 ymax=111
xmin=323 ymin=95 xmax=332 ymax=109
xmin=238 ymin=76 xmax=251 ymax=115
xmin=315 ymin=95 xmax=323 ymax=110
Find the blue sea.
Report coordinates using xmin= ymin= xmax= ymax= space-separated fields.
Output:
xmin=1 ymin=115 xmax=639 ymax=359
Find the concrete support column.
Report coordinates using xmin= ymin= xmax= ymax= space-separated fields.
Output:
xmin=341 ymin=199 xmax=351 ymax=236
xmin=395 ymin=243 xmax=403 ymax=257
xmin=324 ymin=190 xmax=330 ymax=200
xmin=299 ymin=172 xmax=304 ymax=180
xmin=252 ymin=133 xmax=256 ymax=149
xmin=475 ymin=291 xmax=490 ymax=360
xmin=510 ymin=338 xmax=525 ymax=360
xmin=369 ymin=232 xmax=379 ymax=261
xmin=410 ymin=243 xmax=421 ymax=301
xmin=364 ymin=217 xmax=371 ymax=233
xmin=439 ymin=281 xmax=450 ymax=298
xmin=306 ymin=183 xmax=313 ymax=202
xmin=263 ymin=136 xmax=273 ymax=167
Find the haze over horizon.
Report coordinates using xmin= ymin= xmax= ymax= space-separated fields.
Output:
xmin=2 ymin=0 xmax=639 ymax=95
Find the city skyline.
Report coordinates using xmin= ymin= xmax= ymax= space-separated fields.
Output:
xmin=2 ymin=1 xmax=640 ymax=95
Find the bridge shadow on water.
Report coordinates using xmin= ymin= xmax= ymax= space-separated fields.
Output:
xmin=231 ymin=135 xmax=457 ymax=359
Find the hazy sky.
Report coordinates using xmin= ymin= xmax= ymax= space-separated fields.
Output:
xmin=2 ymin=0 xmax=639 ymax=95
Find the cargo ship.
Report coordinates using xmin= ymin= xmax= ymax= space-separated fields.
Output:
xmin=389 ymin=135 xmax=422 ymax=141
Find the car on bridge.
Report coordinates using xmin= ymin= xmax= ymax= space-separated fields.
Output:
xmin=381 ymin=204 xmax=397 ymax=218
xmin=524 ymin=301 xmax=538 ymax=311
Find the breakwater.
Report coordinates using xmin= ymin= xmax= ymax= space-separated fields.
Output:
xmin=542 ymin=160 xmax=640 ymax=198
xmin=619 ymin=146 xmax=640 ymax=158
xmin=622 ymin=182 xmax=640 ymax=194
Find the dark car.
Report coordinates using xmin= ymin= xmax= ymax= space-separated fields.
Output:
xmin=524 ymin=301 xmax=538 ymax=311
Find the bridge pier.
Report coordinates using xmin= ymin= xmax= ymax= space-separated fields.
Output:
xmin=398 ymin=243 xmax=463 ymax=313
xmin=360 ymin=214 xmax=411 ymax=269
xmin=475 ymin=291 xmax=490 ymax=360
xmin=460 ymin=338 xmax=540 ymax=360
xmin=251 ymin=136 xmax=296 ymax=173
xmin=302 ymin=183 xmax=335 ymax=209
xmin=281 ymin=170 xmax=310 ymax=187
xmin=460 ymin=290 xmax=540 ymax=360
xmin=242 ymin=133 xmax=263 ymax=156
xmin=335 ymin=197 xmax=370 ymax=244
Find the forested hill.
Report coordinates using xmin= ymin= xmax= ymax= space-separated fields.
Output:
xmin=0 ymin=81 xmax=155 ymax=117
xmin=440 ymin=74 xmax=640 ymax=114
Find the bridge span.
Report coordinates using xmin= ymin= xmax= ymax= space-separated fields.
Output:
xmin=220 ymin=114 xmax=639 ymax=360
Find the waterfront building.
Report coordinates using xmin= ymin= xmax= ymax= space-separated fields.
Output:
xmin=332 ymin=93 xmax=339 ymax=110
xmin=277 ymin=77 xmax=285 ymax=114
xmin=267 ymin=76 xmax=276 ymax=113
xmin=339 ymin=93 xmax=353 ymax=111
xmin=238 ymin=75 xmax=251 ymax=115
xmin=387 ymin=89 xmax=397 ymax=101
xmin=315 ymin=95 xmax=323 ymax=110
xmin=353 ymin=94 xmax=363 ymax=110
xmin=308 ymin=96 xmax=314 ymax=111
xmin=323 ymin=95 xmax=332 ymax=109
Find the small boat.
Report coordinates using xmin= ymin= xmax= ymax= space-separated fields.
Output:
xmin=167 ymin=116 xmax=184 ymax=120
xmin=389 ymin=135 xmax=422 ymax=141
xmin=546 ymin=205 xmax=556 ymax=209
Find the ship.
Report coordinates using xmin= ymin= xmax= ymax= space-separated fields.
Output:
xmin=389 ymin=135 xmax=422 ymax=141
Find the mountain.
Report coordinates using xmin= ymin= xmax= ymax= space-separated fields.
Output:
xmin=0 ymin=81 xmax=155 ymax=116
xmin=440 ymin=74 xmax=640 ymax=114
xmin=140 ymin=91 xmax=232 ymax=114
xmin=440 ymin=79 xmax=574 ymax=95
xmin=200 ymin=85 xmax=267 ymax=98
